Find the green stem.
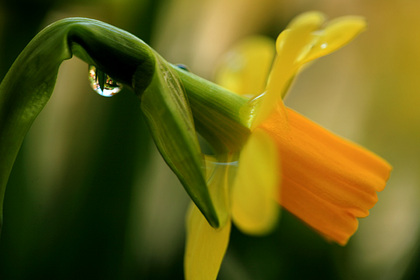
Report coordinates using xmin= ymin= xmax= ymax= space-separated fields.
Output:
xmin=0 ymin=18 xmax=155 ymax=232
xmin=172 ymin=65 xmax=250 ymax=153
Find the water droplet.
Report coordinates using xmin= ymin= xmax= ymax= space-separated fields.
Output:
xmin=176 ymin=64 xmax=190 ymax=72
xmin=88 ymin=65 xmax=122 ymax=97
xmin=320 ymin=42 xmax=328 ymax=49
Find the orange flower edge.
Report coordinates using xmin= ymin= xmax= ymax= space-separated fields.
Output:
xmin=260 ymin=107 xmax=392 ymax=245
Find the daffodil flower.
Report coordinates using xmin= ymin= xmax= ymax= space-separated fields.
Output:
xmin=0 ymin=12 xmax=391 ymax=280
xmin=184 ymin=12 xmax=392 ymax=280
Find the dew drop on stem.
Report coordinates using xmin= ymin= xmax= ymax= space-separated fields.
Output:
xmin=88 ymin=65 xmax=122 ymax=97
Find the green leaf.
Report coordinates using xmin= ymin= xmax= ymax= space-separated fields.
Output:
xmin=137 ymin=55 xmax=220 ymax=227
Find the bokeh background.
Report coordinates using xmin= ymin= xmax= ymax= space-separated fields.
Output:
xmin=1 ymin=0 xmax=419 ymax=279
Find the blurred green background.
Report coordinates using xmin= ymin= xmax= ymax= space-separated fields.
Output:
xmin=1 ymin=0 xmax=419 ymax=279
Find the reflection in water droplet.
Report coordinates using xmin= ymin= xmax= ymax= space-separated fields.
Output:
xmin=88 ymin=65 xmax=122 ymax=97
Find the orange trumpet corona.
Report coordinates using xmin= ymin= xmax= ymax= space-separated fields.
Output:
xmin=260 ymin=107 xmax=391 ymax=244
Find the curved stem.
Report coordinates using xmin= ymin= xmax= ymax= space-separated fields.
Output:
xmin=0 ymin=18 xmax=156 ymax=232
xmin=0 ymin=17 xmax=251 ymax=231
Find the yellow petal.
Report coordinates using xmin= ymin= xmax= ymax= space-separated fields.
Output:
xmin=184 ymin=204 xmax=231 ymax=280
xmin=250 ymin=12 xmax=325 ymax=129
xmin=277 ymin=11 xmax=326 ymax=63
xmin=231 ymin=128 xmax=281 ymax=235
xmin=215 ymin=36 xmax=276 ymax=96
xmin=250 ymin=12 xmax=365 ymax=130
xmin=301 ymin=16 xmax=366 ymax=64
xmin=260 ymin=107 xmax=391 ymax=245
xmin=204 ymin=155 xmax=233 ymax=228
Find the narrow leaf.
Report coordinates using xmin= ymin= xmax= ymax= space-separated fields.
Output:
xmin=138 ymin=55 xmax=220 ymax=227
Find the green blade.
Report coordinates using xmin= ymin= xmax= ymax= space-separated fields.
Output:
xmin=137 ymin=55 xmax=220 ymax=227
